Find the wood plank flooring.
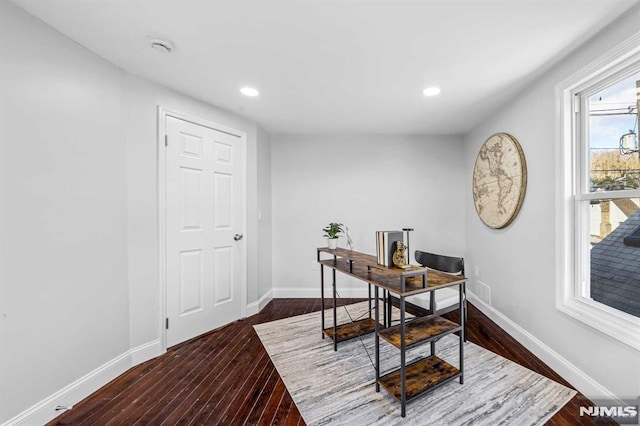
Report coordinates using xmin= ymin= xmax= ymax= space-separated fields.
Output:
xmin=48 ymin=299 xmax=609 ymax=425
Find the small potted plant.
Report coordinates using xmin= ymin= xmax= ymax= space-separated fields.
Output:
xmin=323 ymin=222 xmax=343 ymax=249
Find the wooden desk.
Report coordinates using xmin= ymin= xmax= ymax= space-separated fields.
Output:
xmin=317 ymin=247 xmax=466 ymax=417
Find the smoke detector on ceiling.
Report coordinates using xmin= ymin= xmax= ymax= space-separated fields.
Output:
xmin=148 ymin=37 xmax=174 ymax=54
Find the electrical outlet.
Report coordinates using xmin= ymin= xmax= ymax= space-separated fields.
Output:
xmin=311 ymin=260 xmax=319 ymax=270
xmin=475 ymin=265 xmax=480 ymax=278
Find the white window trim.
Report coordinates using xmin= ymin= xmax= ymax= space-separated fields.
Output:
xmin=555 ymin=32 xmax=640 ymax=351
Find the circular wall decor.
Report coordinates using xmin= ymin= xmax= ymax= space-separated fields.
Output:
xmin=472 ymin=132 xmax=527 ymax=229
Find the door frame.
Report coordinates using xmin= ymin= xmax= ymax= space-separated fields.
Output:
xmin=157 ymin=106 xmax=248 ymax=352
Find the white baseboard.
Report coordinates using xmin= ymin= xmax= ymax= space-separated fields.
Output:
xmin=3 ymin=339 xmax=161 ymax=426
xmin=272 ymin=286 xmax=369 ymax=298
xmin=130 ymin=339 xmax=163 ymax=366
xmin=246 ymin=289 xmax=273 ymax=316
xmin=467 ymin=291 xmax=618 ymax=402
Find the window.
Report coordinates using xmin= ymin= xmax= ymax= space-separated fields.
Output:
xmin=556 ymin=34 xmax=640 ymax=350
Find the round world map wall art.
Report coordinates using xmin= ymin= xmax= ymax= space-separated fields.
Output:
xmin=472 ymin=133 xmax=527 ymax=229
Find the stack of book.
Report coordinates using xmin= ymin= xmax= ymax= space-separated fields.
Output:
xmin=376 ymin=231 xmax=404 ymax=266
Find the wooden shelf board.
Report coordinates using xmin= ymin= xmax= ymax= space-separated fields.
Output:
xmin=323 ymin=318 xmax=380 ymax=342
xmin=378 ymin=316 xmax=460 ymax=349
xmin=379 ymin=356 xmax=460 ymax=402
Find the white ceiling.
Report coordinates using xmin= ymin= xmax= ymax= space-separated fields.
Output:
xmin=10 ymin=0 xmax=640 ymax=134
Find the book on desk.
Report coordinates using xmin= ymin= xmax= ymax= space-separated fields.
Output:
xmin=376 ymin=230 xmax=404 ymax=267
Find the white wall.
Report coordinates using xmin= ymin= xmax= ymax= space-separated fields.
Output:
xmin=271 ymin=134 xmax=465 ymax=296
xmin=0 ymin=1 xmax=271 ymax=422
xmin=463 ymin=4 xmax=640 ymax=400
xmin=0 ymin=0 xmax=129 ymax=421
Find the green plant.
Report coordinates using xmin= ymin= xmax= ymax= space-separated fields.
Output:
xmin=322 ymin=222 xmax=343 ymax=239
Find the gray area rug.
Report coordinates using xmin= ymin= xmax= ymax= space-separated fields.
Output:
xmin=254 ymin=302 xmax=577 ymax=425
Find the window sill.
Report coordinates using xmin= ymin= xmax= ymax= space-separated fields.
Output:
xmin=557 ymin=296 xmax=640 ymax=351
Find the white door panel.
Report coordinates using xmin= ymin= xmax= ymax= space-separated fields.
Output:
xmin=165 ymin=116 xmax=243 ymax=347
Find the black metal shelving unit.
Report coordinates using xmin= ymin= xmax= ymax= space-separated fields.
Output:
xmin=317 ymin=247 xmax=466 ymax=417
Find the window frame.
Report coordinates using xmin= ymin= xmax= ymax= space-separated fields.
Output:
xmin=556 ymin=33 xmax=640 ymax=351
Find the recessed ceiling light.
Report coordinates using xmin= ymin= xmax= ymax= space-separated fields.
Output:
xmin=240 ymin=87 xmax=260 ymax=97
xmin=148 ymin=37 xmax=174 ymax=54
xmin=423 ymin=87 xmax=441 ymax=97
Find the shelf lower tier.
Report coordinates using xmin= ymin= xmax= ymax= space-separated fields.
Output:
xmin=323 ymin=318 xmax=381 ymax=342
xmin=378 ymin=316 xmax=460 ymax=349
xmin=379 ymin=355 xmax=460 ymax=402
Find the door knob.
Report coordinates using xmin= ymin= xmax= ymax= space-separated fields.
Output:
xmin=234 ymin=233 xmax=244 ymax=241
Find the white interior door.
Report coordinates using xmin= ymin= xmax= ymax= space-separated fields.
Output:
xmin=165 ymin=115 xmax=244 ymax=347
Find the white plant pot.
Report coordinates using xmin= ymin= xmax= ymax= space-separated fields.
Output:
xmin=327 ymin=238 xmax=338 ymax=249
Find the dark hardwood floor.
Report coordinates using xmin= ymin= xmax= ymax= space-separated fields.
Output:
xmin=48 ymin=299 xmax=608 ymax=425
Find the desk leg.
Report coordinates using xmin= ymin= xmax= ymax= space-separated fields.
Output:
xmin=459 ymin=282 xmax=465 ymax=384
xmin=368 ymin=283 xmax=372 ymax=319
xmin=332 ymin=268 xmax=337 ymax=352
xmin=463 ymin=281 xmax=467 ymax=343
xmin=320 ymin=264 xmax=325 ymax=339
xmin=387 ymin=291 xmax=392 ymax=327
xmin=400 ymin=296 xmax=406 ymax=418
xmin=430 ymin=291 xmax=436 ymax=356
xmin=374 ymin=285 xmax=380 ymax=392
xmin=382 ymin=290 xmax=387 ymax=327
